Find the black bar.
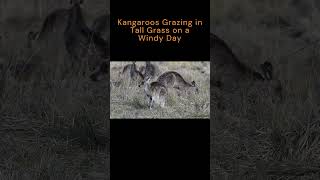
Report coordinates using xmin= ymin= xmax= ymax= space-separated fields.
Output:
xmin=110 ymin=119 xmax=210 ymax=179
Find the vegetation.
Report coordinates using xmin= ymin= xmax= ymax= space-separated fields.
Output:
xmin=212 ymin=0 xmax=320 ymax=179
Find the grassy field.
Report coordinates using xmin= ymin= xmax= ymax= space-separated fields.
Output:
xmin=110 ymin=61 xmax=210 ymax=119
xmin=212 ymin=0 xmax=320 ymax=179
xmin=0 ymin=1 xmax=109 ymax=179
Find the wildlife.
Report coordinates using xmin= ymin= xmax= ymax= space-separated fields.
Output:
xmin=210 ymin=32 xmax=283 ymax=110
xmin=211 ymin=33 xmax=266 ymax=84
xmin=90 ymin=61 xmax=145 ymax=86
xmin=139 ymin=76 xmax=167 ymax=109
xmin=210 ymin=32 xmax=280 ymax=91
xmin=64 ymin=0 xmax=109 ymax=72
xmin=119 ymin=61 xmax=144 ymax=85
xmin=25 ymin=0 xmax=108 ymax=79
xmin=26 ymin=6 xmax=71 ymax=68
xmin=109 ymin=61 xmax=210 ymax=118
xmin=27 ymin=8 xmax=70 ymax=49
xmin=156 ymin=71 xmax=199 ymax=96
xmin=139 ymin=61 xmax=159 ymax=81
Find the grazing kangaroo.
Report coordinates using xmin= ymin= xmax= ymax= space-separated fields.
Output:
xmin=210 ymin=32 xmax=283 ymax=111
xmin=139 ymin=66 xmax=145 ymax=76
xmin=26 ymin=6 xmax=71 ymax=74
xmin=139 ymin=77 xmax=167 ymax=109
xmin=90 ymin=61 xmax=144 ymax=85
xmin=25 ymin=6 xmax=70 ymax=80
xmin=141 ymin=61 xmax=159 ymax=80
xmin=210 ymin=33 xmax=281 ymax=90
xmin=119 ymin=62 xmax=144 ymax=85
xmin=27 ymin=8 xmax=70 ymax=49
xmin=210 ymin=33 xmax=267 ymax=84
xmin=26 ymin=0 xmax=107 ymax=79
xmin=157 ymin=71 xmax=199 ymax=95
xmin=64 ymin=0 xmax=109 ymax=72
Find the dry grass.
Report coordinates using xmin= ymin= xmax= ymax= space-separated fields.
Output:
xmin=212 ymin=0 xmax=320 ymax=179
xmin=0 ymin=1 xmax=109 ymax=179
xmin=110 ymin=61 xmax=210 ymax=119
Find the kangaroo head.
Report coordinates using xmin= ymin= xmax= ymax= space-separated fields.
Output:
xmin=138 ymin=76 xmax=151 ymax=87
xmin=191 ymin=81 xmax=199 ymax=94
xmin=139 ymin=66 xmax=145 ymax=74
xmin=260 ymin=61 xmax=273 ymax=80
xmin=259 ymin=61 xmax=284 ymax=103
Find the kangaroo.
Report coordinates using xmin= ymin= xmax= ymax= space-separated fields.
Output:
xmin=210 ymin=32 xmax=283 ymax=110
xmin=25 ymin=0 xmax=94 ymax=79
xmin=139 ymin=77 xmax=167 ymax=109
xmin=26 ymin=6 xmax=71 ymax=74
xmin=157 ymin=71 xmax=199 ymax=96
xmin=64 ymin=0 xmax=108 ymax=74
xmin=210 ymin=33 xmax=282 ymax=91
xmin=27 ymin=8 xmax=70 ymax=50
xmin=119 ymin=61 xmax=144 ymax=85
xmin=141 ymin=61 xmax=159 ymax=80
xmin=139 ymin=66 xmax=145 ymax=76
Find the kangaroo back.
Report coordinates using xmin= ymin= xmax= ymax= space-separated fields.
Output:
xmin=158 ymin=71 xmax=192 ymax=87
xmin=211 ymin=33 xmax=266 ymax=88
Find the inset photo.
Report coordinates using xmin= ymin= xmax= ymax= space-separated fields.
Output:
xmin=110 ymin=61 xmax=210 ymax=119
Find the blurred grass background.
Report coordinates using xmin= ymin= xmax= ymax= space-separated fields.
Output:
xmin=212 ymin=0 xmax=320 ymax=179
